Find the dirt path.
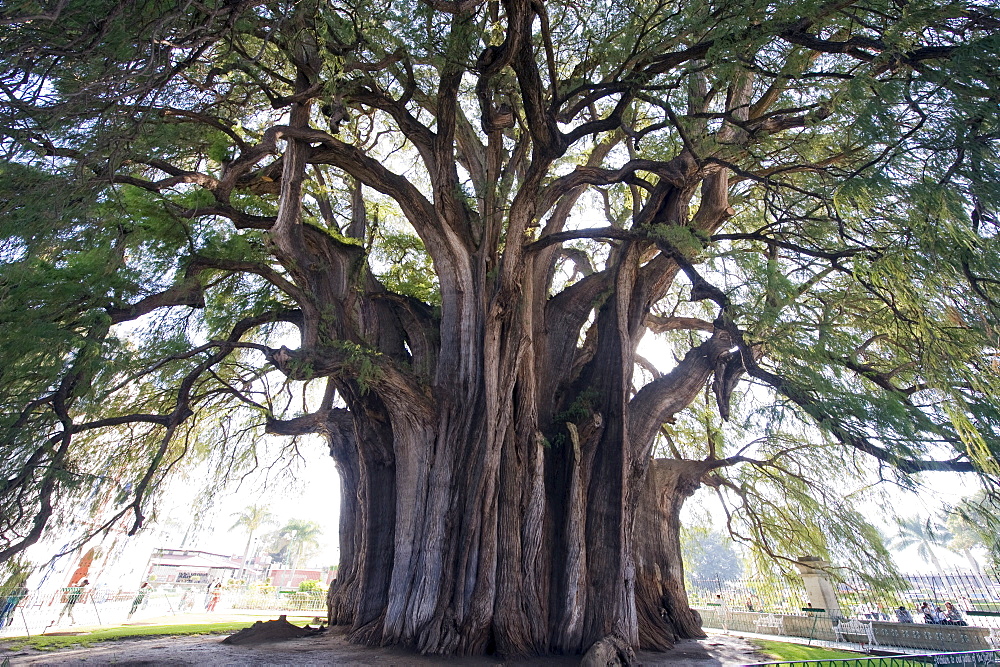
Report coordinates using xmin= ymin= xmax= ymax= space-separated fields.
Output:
xmin=2 ymin=628 xmax=767 ymax=665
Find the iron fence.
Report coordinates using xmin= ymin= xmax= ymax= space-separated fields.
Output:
xmin=226 ymin=590 xmax=326 ymax=612
xmin=746 ymin=649 xmax=1000 ymax=666
xmin=0 ymin=587 xmax=178 ymax=638
xmin=689 ymin=576 xmax=808 ymax=614
xmin=0 ymin=585 xmax=327 ymax=638
xmin=692 ymin=569 xmax=1000 ymax=653
xmin=692 ymin=569 xmax=1000 ymax=623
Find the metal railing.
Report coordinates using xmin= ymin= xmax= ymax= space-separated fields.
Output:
xmin=693 ymin=568 xmax=1000 ymax=654
xmin=698 ymin=605 xmax=1000 ymax=653
xmin=691 ymin=568 xmax=1000 ymax=620
xmin=0 ymin=586 xmax=327 ymax=638
xmin=746 ymin=649 xmax=1000 ymax=666
xmin=0 ymin=587 xmax=178 ymax=638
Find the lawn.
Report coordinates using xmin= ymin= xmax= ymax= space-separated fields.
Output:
xmin=752 ymin=638 xmax=869 ymax=662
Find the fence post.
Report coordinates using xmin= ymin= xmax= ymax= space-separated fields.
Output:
xmin=162 ymin=588 xmax=175 ymax=615
xmin=795 ymin=556 xmax=842 ymax=619
xmin=89 ymin=593 xmax=102 ymax=627
xmin=19 ymin=607 xmax=30 ymax=638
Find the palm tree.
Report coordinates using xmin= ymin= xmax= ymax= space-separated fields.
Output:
xmin=279 ymin=519 xmax=323 ymax=571
xmin=890 ymin=516 xmax=951 ymax=572
xmin=230 ymin=505 xmax=276 ymax=582
xmin=945 ymin=513 xmax=983 ymax=573
xmin=943 ymin=493 xmax=1000 ymax=573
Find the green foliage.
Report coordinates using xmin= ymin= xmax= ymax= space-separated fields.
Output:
xmin=554 ymin=388 xmax=600 ymax=426
xmin=681 ymin=516 xmax=744 ymax=581
xmin=890 ymin=516 xmax=951 ymax=571
xmin=0 ymin=557 xmax=31 ymax=593
xmin=231 ymin=506 xmax=277 ymax=535
xmin=370 ymin=228 xmax=439 ymax=305
xmin=297 ymin=579 xmax=322 ymax=592
xmin=943 ymin=492 xmax=1000 ymax=568
xmin=266 ymin=519 xmax=323 ymax=571
xmin=646 ymin=224 xmax=707 ymax=259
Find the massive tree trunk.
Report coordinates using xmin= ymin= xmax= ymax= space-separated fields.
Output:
xmin=634 ymin=459 xmax=711 ymax=650
xmin=320 ymin=396 xmax=716 ymax=657
xmin=303 ymin=242 xmax=734 ymax=657
xmin=266 ymin=104 xmax=736 ymax=657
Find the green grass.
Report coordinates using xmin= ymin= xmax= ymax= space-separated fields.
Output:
xmin=751 ymin=640 xmax=933 ymax=666
xmin=1 ymin=617 xmax=316 ymax=651
xmin=752 ymin=639 xmax=868 ymax=662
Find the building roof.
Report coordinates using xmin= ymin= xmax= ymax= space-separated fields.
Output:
xmin=152 ymin=550 xmax=240 ymax=570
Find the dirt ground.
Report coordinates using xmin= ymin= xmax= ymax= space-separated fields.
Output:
xmin=1 ymin=627 xmax=768 ymax=666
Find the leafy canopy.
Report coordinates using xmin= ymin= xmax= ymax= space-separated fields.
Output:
xmin=0 ymin=0 xmax=998 ymax=577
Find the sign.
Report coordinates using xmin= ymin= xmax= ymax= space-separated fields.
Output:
xmin=933 ymin=652 xmax=999 ymax=666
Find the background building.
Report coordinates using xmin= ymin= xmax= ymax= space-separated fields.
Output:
xmin=145 ymin=548 xmax=271 ymax=587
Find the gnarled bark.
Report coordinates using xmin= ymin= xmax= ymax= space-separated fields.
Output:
xmin=634 ymin=459 xmax=710 ymax=650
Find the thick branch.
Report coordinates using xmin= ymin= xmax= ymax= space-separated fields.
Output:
xmin=645 ymin=315 xmax=715 ymax=334
xmin=629 ymin=333 xmax=734 ymax=458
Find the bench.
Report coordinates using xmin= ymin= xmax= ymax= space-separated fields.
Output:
xmin=834 ymin=618 xmax=878 ymax=650
xmin=754 ymin=614 xmax=785 ymax=634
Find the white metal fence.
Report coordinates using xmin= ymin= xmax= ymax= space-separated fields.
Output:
xmin=0 ymin=587 xmax=326 ymax=638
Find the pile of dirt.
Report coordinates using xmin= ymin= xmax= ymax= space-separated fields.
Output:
xmin=220 ymin=615 xmax=324 ymax=645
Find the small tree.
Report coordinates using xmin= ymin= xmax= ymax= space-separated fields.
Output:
xmin=681 ymin=524 xmax=744 ymax=582
xmin=943 ymin=493 xmax=1000 ymax=571
xmin=299 ymin=579 xmax=323 ymax=593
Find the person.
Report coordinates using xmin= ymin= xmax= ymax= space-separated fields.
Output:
xmin=932 ymin=606 xmax=946 ymax=624
xmin=920 ymin=602 xmax=937 ymax=624
xmin=943 ymin=601 xmax=966 ymax=626
xmin=206 ymin=583 xmax=222 ymax=612
xmin=895 ymin=606 xmax=913 ymax=623
xmin=0 ymin=586 xmax=28 ymax=628
xmin=746 ymin=598 xmax=755 ymax=612
xmin=715 ymin=594 xmax=729 ymax=632
xmin=128 ymin=582 xmax=150 ymax=619
xmin=179 ymin=588 xmax=195 ymax=612
xmin=56 ymin=579 xmax=89 ymax=626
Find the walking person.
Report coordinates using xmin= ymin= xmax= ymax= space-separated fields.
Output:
xmin=127 ymin=582 xmax=150 ymax=619
xmin=715 ymin=594 xmax=730 ymax=632
xmin=56 ymin=579 xmax=89 ymax=626
xmin=0 ymin=586 xmax=28 ymax=628
xmin=206 ymin=583 xmax=222 ymax=612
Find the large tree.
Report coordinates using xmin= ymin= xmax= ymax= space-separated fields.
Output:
xmin=2 ymin=0 xmax=999 ymax=659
